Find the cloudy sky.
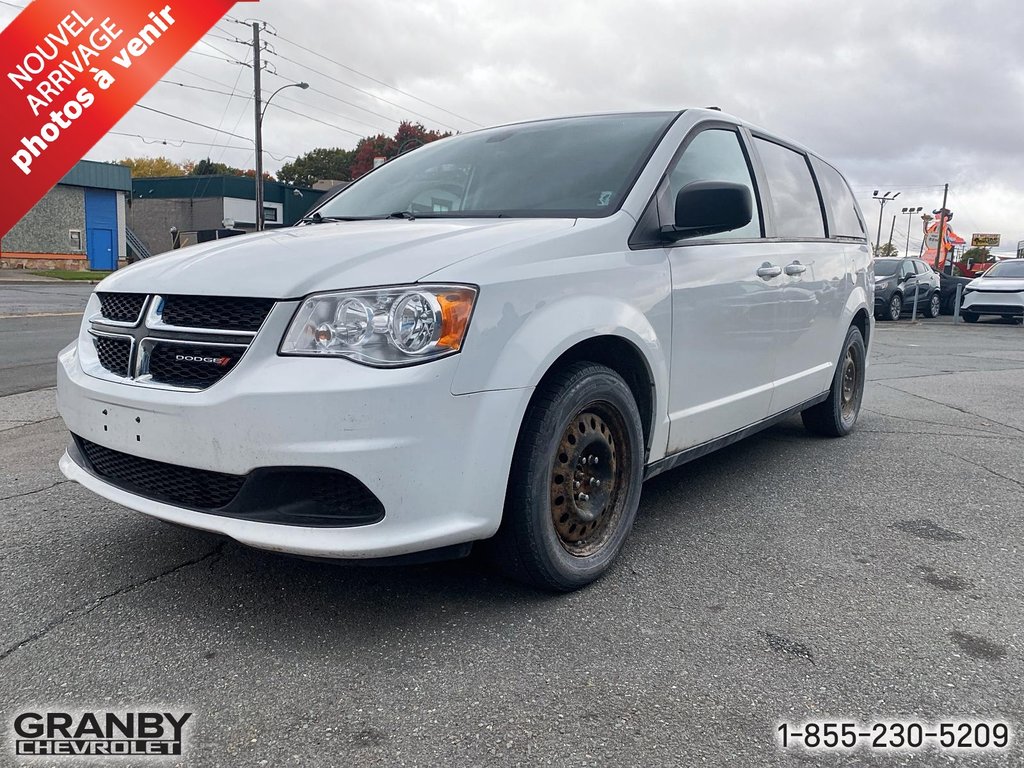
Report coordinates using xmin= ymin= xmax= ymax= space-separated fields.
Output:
xmin=3 ymin=0 xmax=1022 ymax=255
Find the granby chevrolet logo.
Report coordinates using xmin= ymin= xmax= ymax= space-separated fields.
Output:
xmin=12 ymin=711 xmax=192 ymax=757
xmin=175 ymin=354 xmax=232 ymax=366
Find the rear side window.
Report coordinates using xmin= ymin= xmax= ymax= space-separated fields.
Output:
xmin=754 ymin=138 xmax=825 ymax=239
xmin=810 ymin=157 xmax=865 ymax=239
xmin=664 ymin=129 xmax=762 ymax=240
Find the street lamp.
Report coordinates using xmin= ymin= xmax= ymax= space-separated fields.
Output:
xmin=254 ymin=81 xmax=309 ymax=231
xmin=872 ymin=190 xmax=901 ymax=254
xmin=901 ymin=206 xmax=923 ymax=257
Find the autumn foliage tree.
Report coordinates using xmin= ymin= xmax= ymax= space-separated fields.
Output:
xmin=348 ymin=121 xmax=452 ymax=179
xmin=118 ymin=156 xmax=185 ymax=178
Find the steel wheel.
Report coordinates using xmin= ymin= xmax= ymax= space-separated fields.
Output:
xmin=802 ymin=325 xmax=866 ymax=437
xmin=839 ymin=347 xmax=859 ymax=423
xmin=549 ymin=405 xmax=629 ymax=557
xmin=492 ymin=362 xmax=644 ymax=591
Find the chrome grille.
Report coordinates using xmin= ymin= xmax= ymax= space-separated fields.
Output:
xmin=86 ymin=293 xmax=275 ymax=391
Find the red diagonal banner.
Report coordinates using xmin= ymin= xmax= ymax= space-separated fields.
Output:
xmin=0 ymin=0 xmax=256 ymax=240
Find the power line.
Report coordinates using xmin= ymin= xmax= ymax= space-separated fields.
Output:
xmin=268 ymin=30 xmax=482 ymax=128
xmin=159 ymin=75 xmax=393 ymax=143
xmin=267 ymin=49 xmax=462 ymax=131
xmin=264 ymin=67 xmax=404 ymax=132
xmin=186 ymin=48 xmax=250 ymax=66
xmin=263 ymin=87 xmax=392 ymax=134
xmin=268 ymin=102 xmax=365 ymax=139
xmin=107 ymin=131 xmax=294 ymax=160
xmin=159 ymin=79 xmax=247 ymax=99
xmin=134 ymin=104 xmax=254 ymax=142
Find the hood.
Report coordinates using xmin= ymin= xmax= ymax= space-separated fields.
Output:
xmin=100 ymin=218 xmax=576 ymax=298
xmin=967 ymin=277 xmax=1024 ymax=291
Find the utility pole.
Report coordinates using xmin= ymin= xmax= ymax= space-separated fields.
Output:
xmin=886 ymin=215 xmax=896 ymax=255
xmin=932 ymin=183 xmax=949 ymax=271
xmin=252 ymin=22 xmax=264 ymax=232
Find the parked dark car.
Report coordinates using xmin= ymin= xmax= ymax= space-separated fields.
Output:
xmin=939 ymin=263 xmax=973 ymax=314
xmin=873 ymin=257 xmax=942 ymax=321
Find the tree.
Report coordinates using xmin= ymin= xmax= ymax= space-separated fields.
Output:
xmin=962 ymin=246 xmax=994 ymax=264
xmin=873 ymin=243 xmax=899 ymax=258
xmin=277 ymin=147 xmax=355 ymax=187
xmin=185 ymin=158 xmax=254 ymax=177
xmin=350 ymin=133 xmax=396 ymax=180
xmin=118 ymin=156 xmax=185 ymax=177
xmin=349 ymin=121 xmax=452 ymax=179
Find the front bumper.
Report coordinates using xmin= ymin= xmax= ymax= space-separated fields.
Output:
xmin=57 ymin=335 xmax=532 ymax=559
xmin=961 ymin=290 xmax=1024 ymax=316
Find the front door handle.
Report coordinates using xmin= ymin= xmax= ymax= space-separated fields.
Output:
xmin=756 ymin=263 xmax=782 ymax=280
xmin=784 ymin=261 xmax=807 ymax=276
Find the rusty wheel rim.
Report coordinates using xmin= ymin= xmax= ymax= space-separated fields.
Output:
xmin=549 ymin=403 xmax=629 ymax=557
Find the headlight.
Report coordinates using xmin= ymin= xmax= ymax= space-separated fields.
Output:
xmin=280 ymin=284 xmax=477 ymax=366
xmin=876 ymin=280 xmax=892 ymax=290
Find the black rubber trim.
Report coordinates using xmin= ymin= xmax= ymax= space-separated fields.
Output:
xmin=69 ymin=435 xmax=385 ymax=528
xmin=643 ymin=392 xmax=829 ymax=481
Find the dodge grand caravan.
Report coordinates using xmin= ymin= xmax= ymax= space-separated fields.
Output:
xmin=57 ymin=109 xmax=873 ymax=591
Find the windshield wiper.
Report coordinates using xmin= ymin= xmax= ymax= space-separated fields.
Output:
xmin=387 ymin=211 xmax=416 ymax=220
xmin=300 ymin=213 xmax=372 ymax=224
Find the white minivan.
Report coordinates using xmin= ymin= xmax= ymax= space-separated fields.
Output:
xmin=58 ymin=109 xmax=873 ymax=590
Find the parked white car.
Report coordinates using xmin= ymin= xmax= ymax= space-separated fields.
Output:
xmin=58 ymin=109 xmax=873 ymax=590
xmin=961 ymin=260 xmax=1024 ymax=324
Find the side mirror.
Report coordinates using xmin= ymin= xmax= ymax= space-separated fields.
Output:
xmin=661 ymin=181 xmax=752 ymax=241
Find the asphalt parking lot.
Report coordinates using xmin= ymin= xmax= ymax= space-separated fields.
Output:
xmin=1 ymin=307 xmax=1022 ymax=766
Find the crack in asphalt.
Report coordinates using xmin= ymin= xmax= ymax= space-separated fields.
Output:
xmin=0 ymin=543 xmax=227 ymax=664
xmin=0 ymin=480 xmax=70 ymax=502
xmin=952 ymin=453 xmax=1024 ymax=493
xmin=0 ymin=416 xmax=60 ymax=434
xmin=858 ymin=428 xmax=1010 ymax=440
xmin=877 ymin=383 xmax=1024 ymax=436
xmin=862 ymin=407 xmax=1011 ymax=437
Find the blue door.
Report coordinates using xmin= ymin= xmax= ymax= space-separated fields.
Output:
xmin=85 ymin=188 xmax=118 ymax=270
xmin=87 ymin=228 xmax=115 ymax=270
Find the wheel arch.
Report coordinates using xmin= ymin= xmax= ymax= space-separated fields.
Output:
xmin=534 ymin=335 xmax=658 ymax=457
xmin=453 ymin=294 xmax=671 ymax=462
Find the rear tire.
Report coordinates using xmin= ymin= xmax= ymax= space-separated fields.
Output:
xmin=490 ymin=362 xmax=644 ymax=591
xmin=801 ymin=326 xmax=866 ymax=438
xmin=924 ymin=292 xmax=941 ymax=318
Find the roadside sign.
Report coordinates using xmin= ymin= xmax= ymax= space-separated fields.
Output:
xmin=925 ymin=232 xmax=940 ymax=248
xmin=971 ymin=233 xmax=1001 ymax=247
xmin=1018 ymin=239 xmax=1024 ymax=259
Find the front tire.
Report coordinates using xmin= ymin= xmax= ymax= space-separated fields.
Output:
xmin=490 ymin=362 xmax=644 ymax=591
xmin=962 ymin=312 xmax=979 ymax=323
xmin=925 ymin=292 xmax=941 ymax=318
xmin=885 ymin=294 xmax=902 ymax=321
xmin=801 ymin=326 xmax=866 ymax=437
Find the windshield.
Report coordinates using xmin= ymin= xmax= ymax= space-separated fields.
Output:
xmin=312 ymin=113 xmax=676 ymax=219
xmin=982 ymin=260 xmax=1024 ymax=278
xmin=873 ymin=259 xmax=899 ymax=277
